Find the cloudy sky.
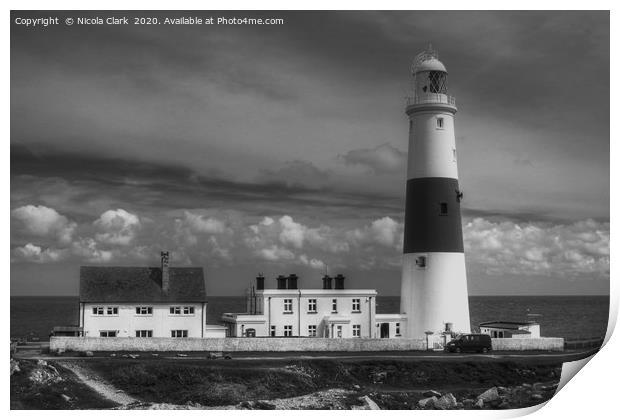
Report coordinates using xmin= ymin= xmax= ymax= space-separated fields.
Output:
xmin=10 ymin=11 xmax=609 ymax=296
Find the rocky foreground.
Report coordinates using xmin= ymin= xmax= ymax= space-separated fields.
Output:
xmin=11 ymin=357 xmax=560 ymax=410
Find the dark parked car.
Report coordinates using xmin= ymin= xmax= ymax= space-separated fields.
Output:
xmin=445 ymin=334 xmax=492 ymax=353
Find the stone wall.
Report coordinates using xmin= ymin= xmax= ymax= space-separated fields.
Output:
xmin=492 ymin=337 xmax=564 ymax=351
xmin=50 ymin=336 xmax=564 ymax=352
xmin=50 ymin=337 xmax=426 ymax=352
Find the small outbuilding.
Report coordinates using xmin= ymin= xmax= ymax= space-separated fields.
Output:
xmin=479 ymin=321 xmax=540 ymax=338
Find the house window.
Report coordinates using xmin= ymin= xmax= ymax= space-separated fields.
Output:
xmin=183 ymin=306 xmax=195 ymax=315
xmin=396 ymin=323 xmax=401 ymax=336
xmin=283 ymin=299 xmax=293 ymax=313
xmin=170 ymin=306 xmax=181 ymax=314
xmin=308 ymin=325 xmax=317 ymax=337
xmin=332 ymin=299 xmax=338 ymax=313
xmin=352 ymin=325 xmax=361 ymax=337
xmin=284 ymin=325 xmax=293 ymax=337
xmin=136 ymin=306 xmax=153 ymax=315
xmin=106 ymin=307 xmax=118 ymax=315
xmin=439 ymin=202 xmax=448 ymax=215
xmin=415 ymin=256 xmax=427 ymax=268
xmin=352 ymin=299 xmax=361 ymax=312
xmin=307 ymin=299 xmax=317 ymax=313
xmin=171 ymin=330 xmax=188 ymax=338
xmin=136 ymin=330 xmax=153 ymax=338
xmin=99 ymin=330 xmax=116 ymax=337
xmin=452 ymin=148 xmax=457 ymax=162
xmin=270 ymin=326 xmax=276 ymax=337
xmin=436 ymin=117 xmax=444 ymax=129
xmin=92 ymin=307 xmax=104 ymax=315
xmin=336 ymin=325 xmax=343 ymax=338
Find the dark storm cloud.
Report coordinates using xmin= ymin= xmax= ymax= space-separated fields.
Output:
xmin=11 ymin=144 xmax=405 ymax=221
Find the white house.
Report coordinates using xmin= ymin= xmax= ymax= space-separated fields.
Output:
xmin=221 ymin=274 xmax=403 ymax=338
xmin=78 ymin=252 xmax=226 ymax=338
xmin=479 ymin=321 xmax=541 ymax=338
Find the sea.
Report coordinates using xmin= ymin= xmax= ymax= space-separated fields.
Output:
xmin=10 ymin=295 xmax=609 ymax=341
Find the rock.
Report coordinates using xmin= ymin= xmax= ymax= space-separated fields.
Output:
xmin=456 ymin=402 xmax=464 ymax=409
xmin=253 ymin=401 xmax=276 ymax=410
xmin=37 ymin=359 xmax=48 ymax=366
xmin=475 ymin=399 xmax=484 ymax=409
xmin=358 ymin=395 xmax=380 ymax=410
xmin=423 ymin=390 xmax=442 ymax=398
xmin=531 ymin=393 xmax=544 ymax=401
xmin=110 ymin=353 xmax=116 ymax=357
xmin=28 ymin=365 xmax=62 ymax=385
xmin=498 ymin=401 xmax=510 ymax=409
xmin=84 ymin=351 xmax=94 ymax=357
xmin=462 ymin=399 xmax=475 ymax=409
xmin=476 ymin=387 xmax=500 ymax=403
xmin=61 ymin=394 xmax=71 ymax=402
xmin=10 ymin=359 xmax=20 ymax=375
xmin=434 ymin=393 xmax=457 ymax=410
xmin=128 ymin=354 xmax=139 ymax=359
xmin=177 ymin=353 xmax=188 ymax=357
xmin=418 ymin=396 xmax=437 ymax=409
xmin=353 ymin=384 xmax=361 ymax=390
xmin=522 ymin=383 xmax=532 ymax=388
xmin=497 ymin=386 xmax=509 ymax=394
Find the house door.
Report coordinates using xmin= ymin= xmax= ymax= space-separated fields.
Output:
xmin=380 ymin=323 xmax=390 ymax=338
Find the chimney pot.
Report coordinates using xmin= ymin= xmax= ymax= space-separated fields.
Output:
xmin=161 ymin=251 xmax=170 ymax=293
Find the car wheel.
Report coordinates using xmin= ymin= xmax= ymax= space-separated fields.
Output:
xmin=455 ymin=347 xmax=462 ymax=353
xmin=482 ymin=347 xmax=489 ymax=354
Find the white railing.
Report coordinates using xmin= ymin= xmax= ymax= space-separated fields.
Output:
xmin=406 ymin=93 xmax=456 ymax=107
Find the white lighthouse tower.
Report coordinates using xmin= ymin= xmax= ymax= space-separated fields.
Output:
xmin=400 ymin=46 xmax=471 ymax=338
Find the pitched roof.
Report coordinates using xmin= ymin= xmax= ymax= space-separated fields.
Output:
xmin=79 ymin=266 xmax=206 ymax=303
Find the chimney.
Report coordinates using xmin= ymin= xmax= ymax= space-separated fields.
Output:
xmin=287 ymin=274 xmax=298 ymax=290
xmin=322 ymin=275 xmax=332 ymax=290
xmin=334 ymin=274 xmax=345 ymax=290
xmin=161 ymin=251 xmax=170 ymax=293
xmin=277 ymin=275 xmax=287 ymax=290
xmin=256 ymin=273 xmax=265 ymax=290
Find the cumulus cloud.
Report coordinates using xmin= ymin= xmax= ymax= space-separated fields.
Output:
xmin=183 ymin=211 xmax=226 ymax=234
xmin=339 ymin=143 xmax=406 ymax=174
xmin=12 ymin=243 xmax=66 ymax=263
xmin=94 ymin=209 xmax=141 ymax=245
xmin=299 ymin=254 xmax=325 ymax=270
xmin=70 ymin=238 xmax=114 ymax=263
xmin=257 ymin=245 xmax=295 ymax=262
xmin=464 ymin=217 xmax=609 ymax=278
xmin=346 ymin=216 xmax=402 ymax=249
xmin=11 ymin=205 xmax=76 ymax=244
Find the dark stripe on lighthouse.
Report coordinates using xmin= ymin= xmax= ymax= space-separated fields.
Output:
xmin=403 ymin=177 xmax=464 ymax=254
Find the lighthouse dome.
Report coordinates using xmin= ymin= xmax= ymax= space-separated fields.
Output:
xmin=414 ymin=57 xmax=447 ymax=73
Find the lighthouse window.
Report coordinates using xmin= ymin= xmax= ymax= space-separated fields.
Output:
xmin=415 ymin=256 xmax=427 ymax=268
xmin=440 ymin=202 xmax=448 ymax=215
xmin=436 ymin=117 xmax=444 ymax=129
xmin=429 ymin=71 xmax=448 ymax=94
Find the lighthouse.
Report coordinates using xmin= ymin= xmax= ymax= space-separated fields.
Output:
xmin=400 ymin=46 xmax=471 ymax=338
